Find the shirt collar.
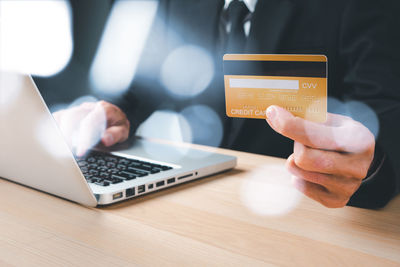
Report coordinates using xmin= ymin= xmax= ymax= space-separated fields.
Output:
xmin=224 ymin=0 xmax=258 ymax=13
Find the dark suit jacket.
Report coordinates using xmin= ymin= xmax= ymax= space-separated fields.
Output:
xmin=113 ymin=0 xmax=400 ymax=209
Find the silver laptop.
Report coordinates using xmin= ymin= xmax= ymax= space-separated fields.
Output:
xmin=0 ymin=73 xmax=236 ymax=206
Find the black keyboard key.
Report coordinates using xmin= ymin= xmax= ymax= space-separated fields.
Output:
xmin=118 ymin=171 xmax=137 ymax=180
xmin=140 ymin=164 xmax=153 ymax=171
xmin=129 ymin=161 xmax=141 ymax=168
xmin=89 ymin=170 xmax=99 ymax=175
xmin=80 ymin=151 xmax=173 ymax=183
xmin=107 ymin=168 xmax=119 ymax=174
xmin=150 ymin=168 xmax=161 ymax=174
xmin=111 ymin=178 xmax=123 ymax=184
xmin=151 ymin=164 xmax=172 ymax=171
xmin=111 ymin=174 xmax=128 ymax=181
xmin=95 ymin=181 xmax=110 ymax=186
xmin=151 ymin=164 xmax=165 ymax=169
xmin=118 ymin=159 xmax=130 ymax=165
xmin=78 ymin=161 xmax=88 ymax=167
xmin=127 ymin=167 xmax=149 ymax=177
xmin=97 ymin=166 xmax=108 ymax=172
xmin=117 ymin=164 xmax=126 ymax=170
xmin=107 ymin=162 xmax=116 ymax=168
xmin=129 ymin=164 xmax=152 ymax=172
xmin=90 ymin=177 xmax=101 ymax=183
xmin=99 ymin=172 xmax=110 ymax=179
xmin=105 ymin=156 xmax=117 ymax=163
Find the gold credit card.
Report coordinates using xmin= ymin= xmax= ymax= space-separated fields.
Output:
xmin=223 ymin=54 xmax=327 ymax=123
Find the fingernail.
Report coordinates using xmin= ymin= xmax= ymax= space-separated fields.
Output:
xmin=103 ymin=133 xmax=114 ymax=146
xmin=266 ymin=106 xmax=276 ymax=122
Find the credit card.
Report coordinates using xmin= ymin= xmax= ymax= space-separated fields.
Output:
xmin=223 ymin=54 xmax=327 ymax=123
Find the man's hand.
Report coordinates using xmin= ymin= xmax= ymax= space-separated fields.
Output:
xmin=266 ymin=105 xmax=375 ymax=208
xmin=53 ymin=101 xmax=130 ymax=157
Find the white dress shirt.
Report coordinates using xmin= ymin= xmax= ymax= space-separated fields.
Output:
xmin=224 ymin=0 xmax=258 ymax=36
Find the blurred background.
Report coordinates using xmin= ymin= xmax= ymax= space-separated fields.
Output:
xmin=1 ymin=0 xmax=229 ymax=149
xmin=33 ymin=0 xmax=113 ymax=109
xmin=0 ymin=0 xmax=386 ymax=153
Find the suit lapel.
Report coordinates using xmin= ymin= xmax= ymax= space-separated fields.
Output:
xmin=246 ymin=0 xmax=296 ymax=53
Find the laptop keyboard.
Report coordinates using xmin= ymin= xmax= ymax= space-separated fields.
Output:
xmin=77 ymin=150 xmax=173 ymax=187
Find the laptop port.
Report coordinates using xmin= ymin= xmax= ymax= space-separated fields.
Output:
xmin=138 ymin=185 xmax=145 ymax=194
xmin=167 ymin=178 xmax=176 ymax=184
xmin=148 ymin=184 xmax=154 ymax=189
xmin=126 ymin=188 xmax=135 ymax=197
xmin=178 ymin=173 xmax=193 ymax=180
xmin=113 ymin=192 xmax=123 ymax=200
xmin=156 ymin=181 xmax=165 ymax=187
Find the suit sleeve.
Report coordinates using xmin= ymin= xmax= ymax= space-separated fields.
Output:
xmin=338 ymin=0 xmax=400 ymax=208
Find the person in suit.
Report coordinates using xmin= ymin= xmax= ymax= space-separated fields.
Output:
xmin=54 ymin=0 xmax=400 ymax=209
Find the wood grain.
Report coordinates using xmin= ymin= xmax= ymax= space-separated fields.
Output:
xmin=0 ymin=143 xmax=399 ymax=266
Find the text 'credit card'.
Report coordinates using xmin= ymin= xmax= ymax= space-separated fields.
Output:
xmin=223 ymin=54 xmax=327 ymax=123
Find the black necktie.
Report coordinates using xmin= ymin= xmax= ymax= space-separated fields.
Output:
xmin=225 ymin=0 xmax=250 ymax=53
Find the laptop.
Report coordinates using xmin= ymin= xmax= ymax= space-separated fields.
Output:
xmin=0 ymin=73 xmax=236 ymax=207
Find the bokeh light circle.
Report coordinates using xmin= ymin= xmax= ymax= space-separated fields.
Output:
xmin=0 ymin=0 xmax=73 ymax=76
xmin=160 ymin=45 xmax=214 ymax=98
xmin=328 ymin=97 xmax=379 ymax=138
xmin=342 ymin=100 xmax=379 ymax=139
xmin=240 ymin=165 xmax=302 ymax=216
xmin=89 ymin=0 xmax=158 ymax=96
xmin=180 ymin=105 xmax=223 ymax=147
xmin=137 ymin=110 xmax=192 ymax=143
xmin=302 ymin=97 xmax=380 ymax=152
xmin=136 ymin=110 xmax=193 ymax=161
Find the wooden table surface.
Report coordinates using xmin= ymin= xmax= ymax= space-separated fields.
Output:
xmin=0 ymin=144 xmax=399 ymax=266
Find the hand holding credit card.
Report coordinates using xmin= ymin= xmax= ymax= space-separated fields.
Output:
xmin=223 ymin=55 xmax=378 ymax=208
xmin=223 ymin=54 xmax=327 ymax=123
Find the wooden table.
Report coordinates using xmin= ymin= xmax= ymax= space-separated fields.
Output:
xmin=0 ymin=144 xmax=399 ymax=266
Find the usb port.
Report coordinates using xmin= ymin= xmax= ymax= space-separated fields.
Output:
xmin=113 ymin=192 xmax=123 ymax=200
xmin=126 ymin=188 xmax=135 ymax=197
xmin=138 ymin=185 xmax=145 ymax=194
xmin=167 ymin=178 xmax=176 ymax=184
xmin=156 ymin=181 xmax=165 ymax=187
xmin=178 ymin=173 xmax=193 ymax=180
xmin=148 ymin=184 xmax=154 ymax=189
